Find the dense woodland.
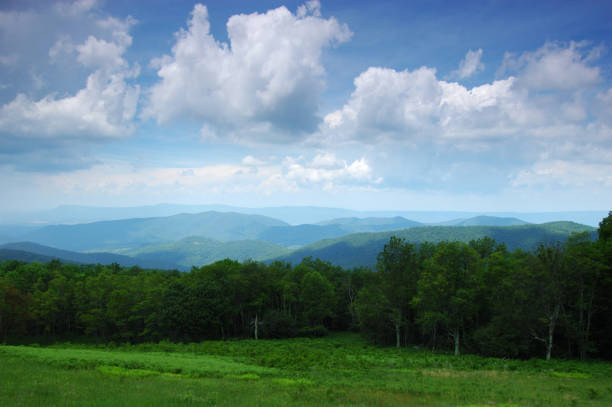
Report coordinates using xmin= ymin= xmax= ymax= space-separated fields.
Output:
xmin=1 ymin=212 xmax=611 ymax=361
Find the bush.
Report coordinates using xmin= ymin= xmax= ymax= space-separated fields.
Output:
xmin=262 ymin=311 xmax=297 ymax=339
xmin=297 ymin=325 xmax=329 ymax=338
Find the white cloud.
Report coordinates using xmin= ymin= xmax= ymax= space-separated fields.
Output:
xmin=49 ymin=35 xmax=74 ymax=59
xmin=323 ymin=66 xmax=522 ymax=143
xmin=76 ymin=36 xmax=129 ymax=71
xmin=0 ymin=71 xmax=138 ymax=141
xmin=511 ymin=160 xmax=612 ymax=188
xmin=500 ymin=41 xmax=601 ymax=91
xmin=0 ymin=14 xmax=139 ymax=154
xmin=242 ymin=155 xmax=267 ymax=166
xmin=452 ymin=48 xmax=484 ymax=79
xmin=8 ymin=152 xmax=381 ymax=205
xmin=285 ymin=154 xmax=379 ymax=188
xmin=317 ymin=40 xmax=612 ymax=196
xmin=55 ymin=0 xmax=99 ymax=17
xmin=146 ymin=3 xmax=351 ymax=139
xmin=323 ymin=41 xmax=607 ymax=150
xmin=297 ymin=0 xmax=322 ymax=18
xmin=311 ymin=151 xmax=340 ymax=168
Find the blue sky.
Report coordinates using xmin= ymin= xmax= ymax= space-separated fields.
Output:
xmin=1 ymin=0 xmax=611 ymax=213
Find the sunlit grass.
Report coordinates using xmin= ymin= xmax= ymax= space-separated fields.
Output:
xmin=2 ymin=333 xmax=611 ymax=406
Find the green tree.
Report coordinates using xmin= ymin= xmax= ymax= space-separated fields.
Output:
xmin=472 ymin=249 xmax=536 ymax=357
xmin=300 ymin=271 xmax=334 ymax=327
xmin=563 ymin=233 xmax=604 ymax=359
xmin=598 ymin=211 xmax=612 ymax=242
xmin=413 ymin=241 xmax=480 ymax=355
xmin=0 ymin=278 xmax=32 ymax=339
xmin=530 ymin=243 xmax=567 ymax=360
xmin=355 ymin=282 xmax=392 ymax=344
xmin=377 ymin=236 xmax=419 ymax=348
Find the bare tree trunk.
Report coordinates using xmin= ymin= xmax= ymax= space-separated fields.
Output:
xmin=395 ymin=322 xmax=400 ymax=348
xmin=347 ymin=282 xmax=357 ymax=328
xmin=254 ymin=313 xmax=258 ymax=341
xmin=431 ymin=325 xmax=437 ymax=351
xmin=580 ymin=293 xmax=594 ymax=360
xmin=453 ymin=329 xmax=460 ymax=356
xmin=546 ymin=302 xmax=560 ymax=361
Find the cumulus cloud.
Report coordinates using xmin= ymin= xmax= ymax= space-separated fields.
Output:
xmin=324 ymin=65 xmax=523 ymax=143
xmin=146 ymin=2 xmax=351 ymax=140
xmin=500 ymin=41 xmax=601 ymax=91
xmin=452 ymin=48 xmax=484 ymax=79
xmin=324 ymin=42 xmax=606 ymax=147
xmin=318 ymin=40 xmax=612 ymax=193
xmin=284 ymin=154 xmax=380 ymax=189
xmin=0 ymin=13 xmax=139 ymax=163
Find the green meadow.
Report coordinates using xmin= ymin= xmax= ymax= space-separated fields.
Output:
xmin=2 ymin=333 xmax=611 ymax=406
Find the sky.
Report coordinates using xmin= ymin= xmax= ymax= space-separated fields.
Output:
xmin=1 ymin=0 xmax=611 ymax=213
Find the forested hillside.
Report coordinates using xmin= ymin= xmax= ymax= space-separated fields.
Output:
xmin=22 ymin=212 xmax=288 ymax=251
xmin=279 ymin=221 xmax=595 ymax=268
xmin=5 ymin=211 xmax=593 ymax=271
xmin=1 ymin=212 xmax=610 ymax=361
xmin=124 ymin=236 xmax=290 ymax=269
xmin=0 ymin=242 xmax=179 ymax=270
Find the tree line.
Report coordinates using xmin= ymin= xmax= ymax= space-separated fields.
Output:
xmin=1 ymin=213 xmax=611 ymax=360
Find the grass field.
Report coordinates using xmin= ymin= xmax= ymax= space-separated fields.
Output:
xmin=1 ymin=333 xmax=611 ymax=406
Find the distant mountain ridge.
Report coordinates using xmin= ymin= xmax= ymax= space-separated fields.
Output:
xmin=259 ymin=217 xmax=424 ymax=247
xmin=122 ymin=236 xmax=290 ymax=270
xmin=21 ymin=211 xmax=288 ymax=251
xmin=435 ymin=215 xmax=529 ymax=227
xmin=0 ymin=242 xmax=179 ymax=270
xmin=318 ymin=216 xmax=424 ymax=230
xmin=17 ymin=211 xmax=537 ymax=252
xmin=275 ymin=221 xmax=596 ymax=269
xmin=0 ymin=212 xmax=599 ymax=272
xmin=2 ymin=203 xmax=607 ymax=227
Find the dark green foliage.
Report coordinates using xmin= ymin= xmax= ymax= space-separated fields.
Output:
xmin=261 ymin=310 xmax=297 ymax=338
xmin=598 ymin=211 xmax=612 ymax=242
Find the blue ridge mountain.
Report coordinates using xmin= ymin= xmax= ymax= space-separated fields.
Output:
xmin=0 ymin=242 xmax=179 ymax=270
xmin=21 ymin=211 xmax=289 ymax=251
xmin=274 ymin=221 xmax=596 ymax=269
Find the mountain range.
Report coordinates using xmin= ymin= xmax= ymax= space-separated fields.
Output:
xmin=0 ymin=209 xmax=599 ymax=271
xmin=2 ymin=204 xmax=607 ymax=227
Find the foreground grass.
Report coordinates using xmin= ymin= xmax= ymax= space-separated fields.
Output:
xmin=1 ymin=333 xmax=611 ymax=406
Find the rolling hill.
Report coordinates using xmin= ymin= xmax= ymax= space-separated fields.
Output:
xmin=275 ymin=221 xmax=596 ymax=269
xmin=258 ymin=217 xmax=424 ymax=247
xmin=0 ymin=215 xmax=598 ymax=272
xmin=0 ymin=242 xmax=179 ymax=269
xmin=123 ymin=236 xmax=290 ymax=270
xmin=22 ymin=211 xmax=289 ymax=251
xmin=436 ymin=215 xmax=530 ymax=227
xmin=317 ymin=216 xmax=424 ymax=231
xmin=0 ymin=249 xmax=62 ymax=264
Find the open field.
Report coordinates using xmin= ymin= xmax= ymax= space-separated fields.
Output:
xmin=1 ymin=333 xmax=611 ymax=406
